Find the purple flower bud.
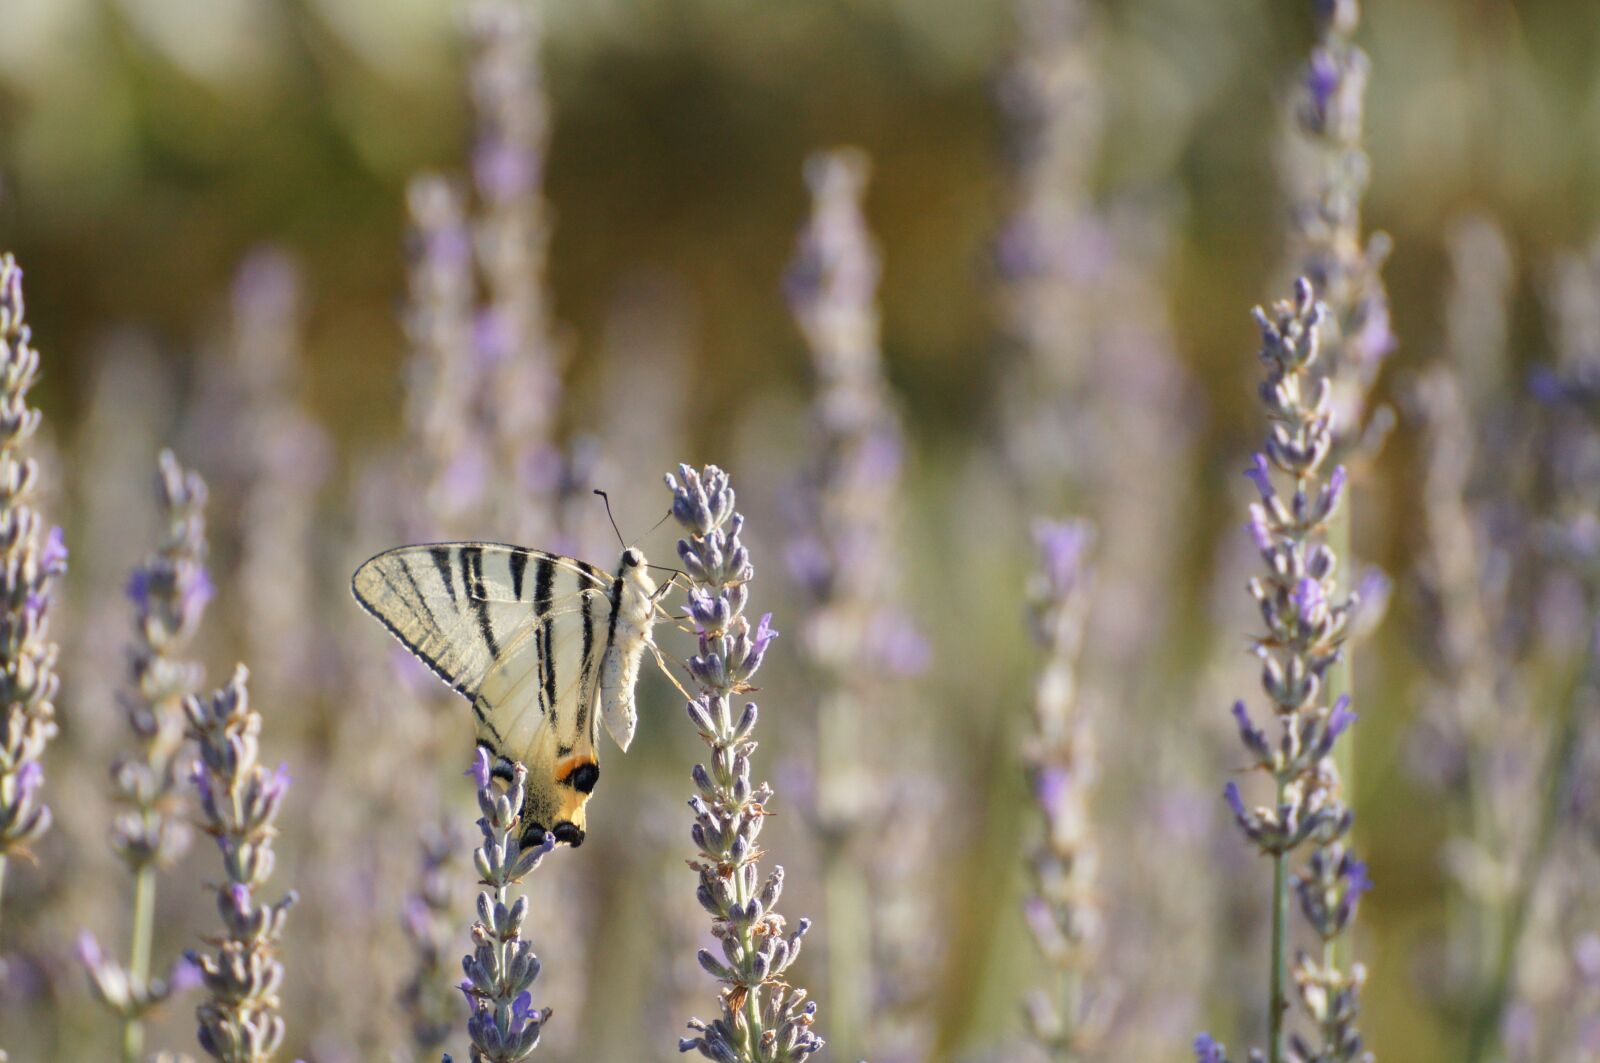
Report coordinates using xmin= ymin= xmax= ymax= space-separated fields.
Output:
xmin=126 ymin=569 xmax=151 ymax=610
xmin=16 ymin=759 xmax=42 ymax=800
xmin=1327 ymin=696 xmax=1356 ymax=741
xmin=510 ymin=989 xmax=538 ymax=1025
xmin=76 ymin=930 xmax=103 ymax=971
xmin=1194 ymin=1033 xmax=1228 ymax=1063
xmin=169 ymin=955 xmax=203 ymax=993
xmin=1244 ymin=454 xmax=1274 ymax=502
xmin=1306 ymin=48 xmax=1339 ymax=114
xmin=751 ymin=613 xmax=778 ymax=657
xmin=470 ymin=746 xmax=492 ymax=792
xmin=1291 ymin=578 xmax=1325 ymax=625
xmin=1223 ymin=782 xmax=1247 ymax=822
xmin=1034 ymin=765 xmax=1069 ymax=813
xmin=40 ymin=525 xmax=67 ymax=575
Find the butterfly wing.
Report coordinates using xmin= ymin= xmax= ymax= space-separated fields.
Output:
xmin=475 ymin=579 xmax=614 ymax=846
xmin=350 ymin=542 xmax=610 ymax=700
xmin=352 ymin=543 xmax=617 ymax=847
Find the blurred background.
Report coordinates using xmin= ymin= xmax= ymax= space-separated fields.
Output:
xmin=1 ymin=0 xmax=1598 ymax=1060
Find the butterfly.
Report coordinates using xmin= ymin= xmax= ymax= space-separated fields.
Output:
xmin=352 ymin=542 xmax=665 ymax=847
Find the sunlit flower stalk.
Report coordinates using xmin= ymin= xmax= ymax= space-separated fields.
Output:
xmin=783 ymin=147 xmax=928 ymax=1061
xmin=1287 ymin=0 xmax=1393 ymax=832
xmin=1196 ymin=280 xmax=1371 ymax=1063
xmin=1290 ymin=0 xmax=1392 ymax=446
xmin=184 ymin=667 xmax=297 ymax=1062
xmin=231 ymin=250 xmax=328 ymax=710
xmin=468 ymin=0 xmax=564 ymax=545
xmin=995 ymin=0 xmax=1103 ymax=512
xmin=1020 ymin=519 xmax=1104 ymax=1059
xmin=1477 ymin=234 xmax=1600 ymax=1061
xmin=667 ymin=464 xmax=824 ymax=1063
xmin=404 ymin=174 xmax=488 ymax=540
xmin=79 ymin=450 xmax=212 ymax=1061
xmin=1403 ymin=219 xmax=1548 ymax=1058
xmin=0 ymin=253 xmax=67 ymax=933
xmin=446 ymin=747 xmax=555 ymax=1063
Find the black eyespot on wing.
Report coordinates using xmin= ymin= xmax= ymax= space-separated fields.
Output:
xmin=520 ymin=821 xmax=548 ymax=849
xmin=552 ymin=821 xmax=585 ymax=847
xmin=566 ymin=762 xmax=600 ymax=794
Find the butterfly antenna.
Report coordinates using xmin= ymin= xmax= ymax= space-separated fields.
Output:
xmin=631 ymin=506 xmax=674 ymax=549
xmin=594 ymin=489 xmax=626 ymax=549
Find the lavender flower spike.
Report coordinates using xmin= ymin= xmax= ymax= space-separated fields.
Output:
xmin=667 ymin=465 xmax=824 ymax=1062
xmin=1291 ymin=0 xmax=1392 ymax=445
xmin=0 ymin=253 xmax=66 ymax=925
xmin=82 ymin=450 xmax=212 ymax=1060
xmin=1199 ymin=280 xmax=1372 ymax=1063
xmin=184 ymin=667 xmax=297 ymax=1062
xmin=454 ymin=746 xmax=555 ymax=1063
xmin=1021 ymin=518 xmax=1109 ymax=1057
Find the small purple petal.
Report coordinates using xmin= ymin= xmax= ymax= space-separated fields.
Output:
xmin=41 ymin=526 xmax=67 ymax=574
xmin=75 ymin=930 xmax=103 ymax=971
xmin=469 ymin=746 xmax=492 ymax=792
xmin=169 ymin=955 xmax=203 ymax=993
xmin=1327 ymin=696 xmax=1356 ymax=741
xmin=1244 ymin=454 xmax=1273 ymax=502
xmin=1223 ymin=781 xmax=1247 ymax=821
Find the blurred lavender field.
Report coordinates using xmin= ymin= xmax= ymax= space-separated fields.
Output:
xmin=1 ymin=0 xmax=1599 ymax=1060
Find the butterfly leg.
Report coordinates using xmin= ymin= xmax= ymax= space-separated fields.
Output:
xmin=648 ymin=642 xmax=697 ymax=704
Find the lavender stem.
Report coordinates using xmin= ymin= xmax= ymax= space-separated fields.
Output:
xmin=125 ymin=866 xmax=156 ymax=1060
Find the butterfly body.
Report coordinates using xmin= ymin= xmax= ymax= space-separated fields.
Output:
xmin=351 ymin=542 xmax=659 ymax=847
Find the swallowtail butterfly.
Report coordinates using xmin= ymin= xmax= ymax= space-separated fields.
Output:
xmin=352 ymin=542 xmax=661 ymax=847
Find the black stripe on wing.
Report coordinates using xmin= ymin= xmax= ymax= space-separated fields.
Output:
xmin=352 ymin=564 xmax=473 ymax=699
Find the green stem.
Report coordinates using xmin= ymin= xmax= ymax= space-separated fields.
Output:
xmin=0 ymin=853 xmax=8 ymax=939
xmin=1463 ymin=645 xmax=1592 ymax=1063
xmin=818 ymin=691 xmax=866 ymax=1061
xmin=1269 ymin=850 xmax=1290 ymax=1063
xmin=1268 ymin=776 xmax=1291 ymax=1063
xmin=123 ymin=863 xmax=156 ymax=1063
xmin=1055 ymin=965 xmax=1083 ymax=1061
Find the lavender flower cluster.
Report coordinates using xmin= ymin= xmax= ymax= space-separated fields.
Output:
xmin=1292 ymin=0 xmax=1392 ymax=444
xmin=0 ymin=255 xmax=66 ymax=895
xmin=447 ymin=748 xmax=555 ymax=1063
xmin=184 ymin=667 xmax=297 ymax=1062
xmin=80 ymin=450 xmax=213 ymax=1057
xmin=667 ymin=464 xmax=823 ymax=1063
xmin=1200 ymin=280 xmax=1371 ymax=1063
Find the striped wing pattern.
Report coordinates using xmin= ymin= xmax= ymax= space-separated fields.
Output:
xmin=351 ymin=542 xmax=618 ymax=845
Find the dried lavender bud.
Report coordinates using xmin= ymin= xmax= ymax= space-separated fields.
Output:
xmin=184 ymin=667 xmax=297 ymax=1063
xmin=666 ymin=465 xmax=824 ymax=1063
xmin=455 ymin=746 xmax=554 ymax=1063
xmin=0 ymin=254 xmax=66 ymax=897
